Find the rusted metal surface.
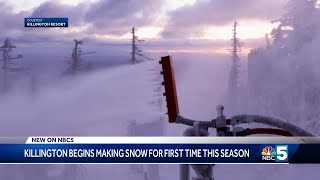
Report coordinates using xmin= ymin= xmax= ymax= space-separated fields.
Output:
xmin=160 ymin=56 xmax=180 ymax=123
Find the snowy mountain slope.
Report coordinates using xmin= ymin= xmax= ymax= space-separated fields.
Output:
xmin=0 ymin=61 xmax=163 ymax=136
xmin=0 ymin=58 xmax=318 ymax=179
xmin=0 ymin=61 xmax=163 ymax=180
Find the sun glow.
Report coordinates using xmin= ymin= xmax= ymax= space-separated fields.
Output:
xmin=145 ymin=47 xmax=251 ymax=55
xmin=201 ymin=20 xmax=277 ymax=40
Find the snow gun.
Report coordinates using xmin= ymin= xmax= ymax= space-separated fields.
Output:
xmin=159 ymin=55 xmax=316 ymax=180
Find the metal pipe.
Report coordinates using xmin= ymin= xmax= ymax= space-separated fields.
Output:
xmin=176 ymin=114 xmax=315 ymax=137
xmin=180 ymin=164 xmax=189 ymax=180
xmin=176 ymin=116 xmax=213 ymax=129
xmin=193 ymin=122 xmax=200 ymax=136
xmin=231 ymin=115 xmax=315 ymax=136
xmin=181 ymin=126 xmax=214 ymax=180
xmin=180 ymin=127 xmax=195 ymax=180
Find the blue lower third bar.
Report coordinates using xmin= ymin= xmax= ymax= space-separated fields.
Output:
xmin=25 ymin=18 xmax=68 ymax=27
xmin=0 ymin=143 xmax=309 ymax=164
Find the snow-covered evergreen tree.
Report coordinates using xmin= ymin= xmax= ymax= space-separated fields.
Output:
xmin=271 ymin=0 xmax=320 ymax=55
xmin=247 ymin=0 xmax=320 ymax=134
xmin=130 ymin=27 xmax=153 ymax=64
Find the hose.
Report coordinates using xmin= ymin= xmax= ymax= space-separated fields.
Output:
xmin=231 ymin=114 xmax=315 ymax=137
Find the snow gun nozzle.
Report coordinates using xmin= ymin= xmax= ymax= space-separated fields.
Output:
xmin=160 ymin=56 xmax=180 ymax=123
xmin=216 ymin=105 xmax=224 ymax=117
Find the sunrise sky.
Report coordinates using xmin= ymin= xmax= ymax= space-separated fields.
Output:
xmin=0 ymin=0 xmax=289 ymax=55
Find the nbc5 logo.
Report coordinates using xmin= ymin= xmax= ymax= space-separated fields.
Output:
xmin=275 ymin=145 xmax=288 ymax=162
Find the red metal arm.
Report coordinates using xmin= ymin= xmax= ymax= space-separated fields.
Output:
xmin=160 ymin=56 xmax=180 ymax=123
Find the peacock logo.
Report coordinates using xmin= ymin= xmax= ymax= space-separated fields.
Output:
xmin=261 ymin=146 xmax=276 ymax=156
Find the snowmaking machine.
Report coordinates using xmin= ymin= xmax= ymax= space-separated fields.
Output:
xmin=159 ymin=55 xmax=316 ymax=180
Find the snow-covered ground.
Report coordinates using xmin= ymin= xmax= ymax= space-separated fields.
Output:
xmin=0 ymin=58 xmax=318 ymax=179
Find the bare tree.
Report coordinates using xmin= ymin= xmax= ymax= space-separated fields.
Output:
xmin=228 ymin=21 xmax=242 ymax=94
xmin=0 ymin=38 xmax=24 ymax=93
xmin=66 ymin=39 xmax=96 ymax=74
xmin=130 ymin=27 xmax=153 ymax=64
